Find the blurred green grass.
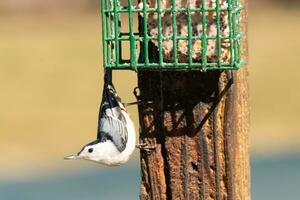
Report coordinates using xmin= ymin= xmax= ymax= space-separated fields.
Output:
xmin=0 ymin=7 xmax=299 ymax=177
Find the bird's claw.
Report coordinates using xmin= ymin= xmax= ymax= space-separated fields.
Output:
xmin=136 ymin=143 xmax=157 ymax=154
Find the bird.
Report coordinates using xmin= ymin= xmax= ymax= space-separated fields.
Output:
xmin=64 ymin=69 xmax=136 ymax=166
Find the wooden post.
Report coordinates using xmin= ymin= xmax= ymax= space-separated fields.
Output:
xmin=137 ymin=0 xmax=250 ymax=199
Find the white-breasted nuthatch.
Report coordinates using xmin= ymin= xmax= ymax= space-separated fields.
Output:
xmin=65 ymin=69 xmax=136 ymax=166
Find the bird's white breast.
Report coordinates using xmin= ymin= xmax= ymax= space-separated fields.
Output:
xmin=89 ymin=110 xmax=136 ymax=166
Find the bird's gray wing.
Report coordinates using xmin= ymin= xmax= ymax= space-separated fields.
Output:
xmin=97 ymin=115 xmax=128 ymax=152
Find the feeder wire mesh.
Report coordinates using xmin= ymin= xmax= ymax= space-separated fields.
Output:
xmin=101 ymin=0 xmax=245 ymax=70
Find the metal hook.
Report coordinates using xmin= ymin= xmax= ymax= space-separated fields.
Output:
xmin=124 ymin=87 xmax=153 ymax=107
xmin=133 ymin=86 xmax=140 ymax=100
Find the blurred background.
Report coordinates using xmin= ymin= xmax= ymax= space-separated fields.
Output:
xmin=0 ymin=0 xmax=299 ymax=199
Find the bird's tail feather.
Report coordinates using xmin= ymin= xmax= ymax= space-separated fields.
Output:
xmin=100 ymin=69 xmax=125 ymax=116
xmin=104 ymin=68 xmax=112 ymax=86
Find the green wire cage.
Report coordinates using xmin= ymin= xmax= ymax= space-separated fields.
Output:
xmin=101 ymin=0 xmax=245 ymax=71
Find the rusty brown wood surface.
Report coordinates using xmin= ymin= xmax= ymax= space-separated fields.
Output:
xmin=137 ymin=0 xmax=250 ymax=199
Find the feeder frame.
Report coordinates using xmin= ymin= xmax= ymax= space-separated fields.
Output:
xmin=101 ymin=0 xmax=245 ymax=71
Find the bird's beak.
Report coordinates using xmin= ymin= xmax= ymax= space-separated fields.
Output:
xmin=64 ymin=154 xmax=80 ymax=160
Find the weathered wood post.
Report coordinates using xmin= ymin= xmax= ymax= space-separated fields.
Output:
xmin=137 ymin=0 xmax=250 ymax=199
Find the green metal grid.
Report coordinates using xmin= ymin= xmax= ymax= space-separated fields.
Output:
xmin=101 ymin=0 xmax=245 ymax=71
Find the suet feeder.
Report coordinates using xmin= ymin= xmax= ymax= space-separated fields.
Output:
xmin=101 ymin=0 xmax=245 ymax=71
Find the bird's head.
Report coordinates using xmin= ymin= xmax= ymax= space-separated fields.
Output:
xmin=64 ymin=140 xmax=103 ymax=162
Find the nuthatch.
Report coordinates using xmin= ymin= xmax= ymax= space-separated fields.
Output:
xmin=65 ymin=69 xmax=136 ymax=166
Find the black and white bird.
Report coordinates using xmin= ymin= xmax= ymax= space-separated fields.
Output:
xmin=65 ymin=69 xmax=136 ymax=166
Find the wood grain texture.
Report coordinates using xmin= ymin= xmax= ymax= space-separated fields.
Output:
xmin=137 ymin=0 xmax=250 ymax=199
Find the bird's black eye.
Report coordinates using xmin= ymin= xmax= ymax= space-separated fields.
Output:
xmin=88 ymin=148 xmax=93 ymax=153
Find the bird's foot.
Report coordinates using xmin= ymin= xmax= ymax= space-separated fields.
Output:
xmin=136 ymin=143 xmax=157 ymax=154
